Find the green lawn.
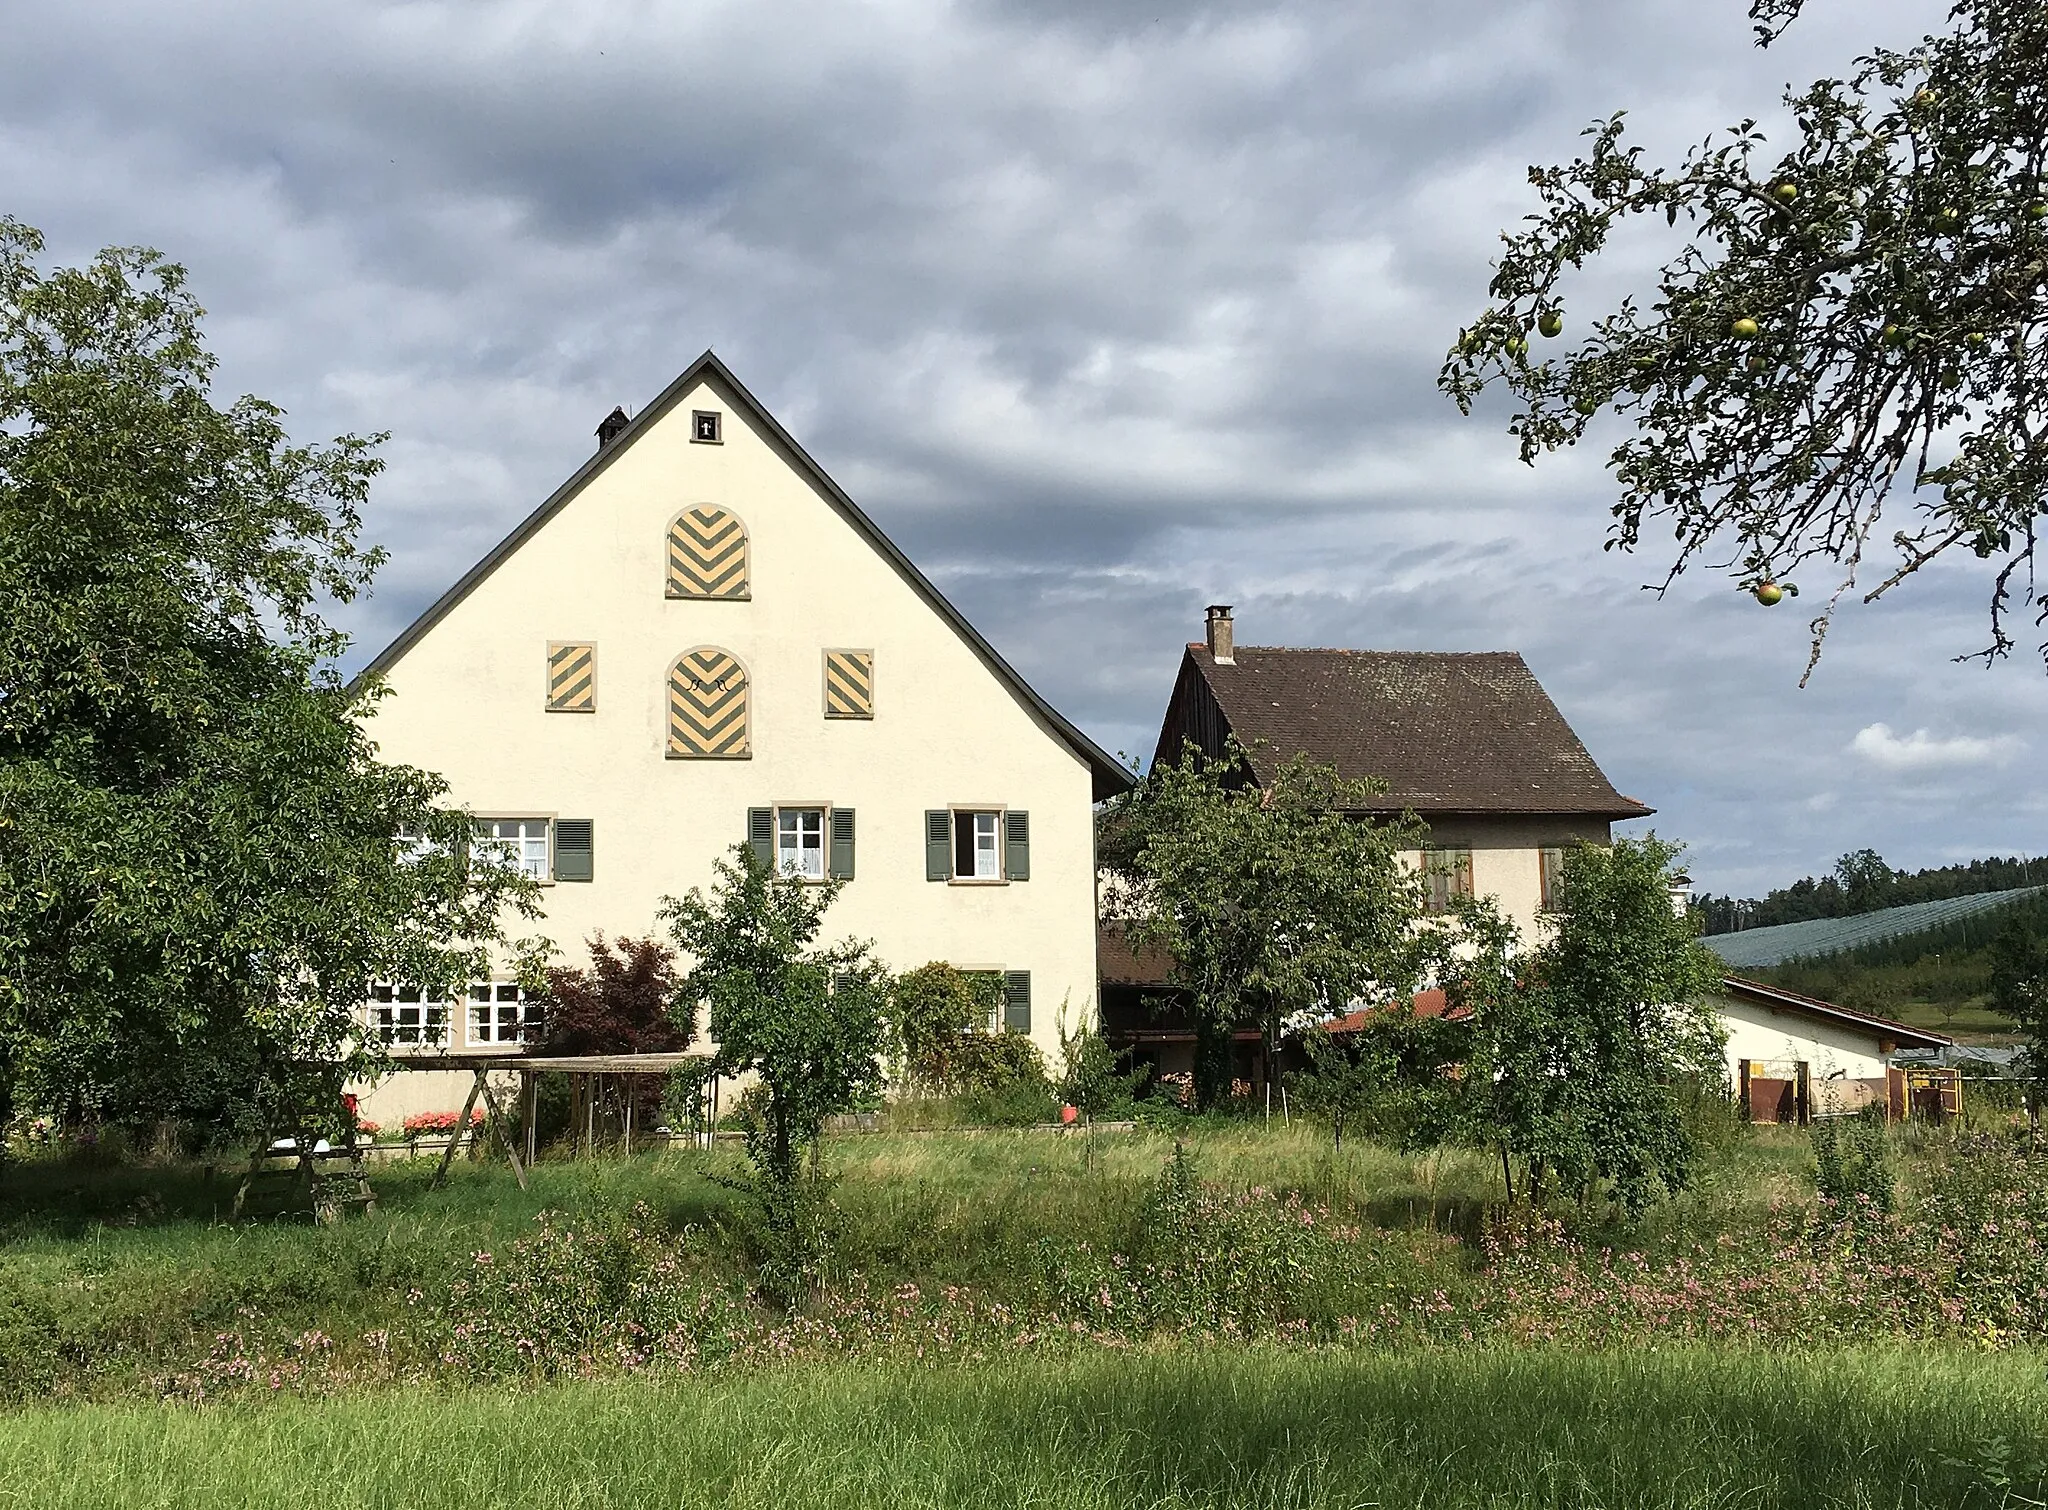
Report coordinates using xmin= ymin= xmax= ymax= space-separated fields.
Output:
xmin=0 ymin=1121 xmax=2029 ymax=1405
xmin=0 ymin=1347 xmax=2038 ymax=1509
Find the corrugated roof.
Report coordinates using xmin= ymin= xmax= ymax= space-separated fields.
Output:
xmin=1702 ymin=886 xmax=2045 ymax=968
xmin=1167 ymin=646 xmax=1651 ymax=817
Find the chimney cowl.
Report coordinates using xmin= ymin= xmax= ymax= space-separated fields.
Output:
xmin=1205 ymin=604 xmax=1235 ymax=664
xmin=595 ymin=406 xmax=630 ymax=449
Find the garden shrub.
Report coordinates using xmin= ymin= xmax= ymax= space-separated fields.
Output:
xmin=1811 ymin=1112 xmax=1893 ymax=1212
xmin=441 ymin=1203 xmax=750 ymax=1377
xmin=1034 ymin=1144 xmax=1456 ymax=1338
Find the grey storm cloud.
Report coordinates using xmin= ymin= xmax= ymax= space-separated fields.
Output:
xmin=4 ymin=0 xmax=2037 ymax=896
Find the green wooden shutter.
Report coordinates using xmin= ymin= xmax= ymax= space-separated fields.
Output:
xmin=747 ymin=808 xmax=774 ymax=869
xmin=554 ymin=819 xmax=594 ymax=882
xmin=829 ymin=808 xmax=856 ymax=880
xmin=1002 ymin=970 xmax=1032 ymax=1034
xmin=925 ymin=811 xmax=951 ymax=881
xmin=1003 ymin=810 xmax=1030 ymax=881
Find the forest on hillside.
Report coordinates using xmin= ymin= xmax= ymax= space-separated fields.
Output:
xmin=1694 ymin=851 xmax=2048 ymax=935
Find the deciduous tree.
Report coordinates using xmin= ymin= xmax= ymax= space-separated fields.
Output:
xmin=1104 ymin=741 xmax=1431 ymax=1108
xmin=662 ymin=846 xmax=890 ymax=1296
xmin=1442 ymin=0 xmax=2048 ymax=673
xmin=1451 ymin=838 xmax=1726 ymax=1213
xmin=0 ymin=220 xmax=539 ymax=1142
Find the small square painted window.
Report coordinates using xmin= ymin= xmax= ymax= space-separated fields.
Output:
xmin=469 ymin=982 xmax=546 ymax=1045
xmin=477 ymin=818 xmax=550 ymax=881
xmin=692 ymin=410 xmax=722 ymax=443
xmin=953 ymin=811 xmax=1001 ymax=880
xmin=777 ymin=808 xmax=826 ymax=880
xmin=369 ymin=984 xmax=451 ymax=1046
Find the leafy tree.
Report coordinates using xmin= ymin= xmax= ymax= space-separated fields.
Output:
xmin=0 ymin=219 xmax=539 ymax=1142
xmin=1443 ymin=0 xmax=2048 ymax=673
xmin=1056 ymin=1007 xmax=1147 ymax=1166
xmin=662 ymin=846 xmax=890 ymax=1295
xmin=1696 ymin=850 xmax=2048 ymax=933
xmin=1990 ymin=905 xmax=2048 ymax=1103
xmin=1104 ymin=740 xmax=1431 ymax=1108
xmin=887 ymin=961 xmax=1002 ymax=1092
xmin=1289 ymin=1006 xmax=1472 ymax=1153
xmin=1833 ymin=848 xmax=1898 ymax=911
xmin=543 ymin=935 xmax=691 ymax=1136
xmin=1289 ymin=1028 xmax=1388 ymax=1153
xmin=1057 ymin=1010 xmax=1146 ymax=1123
xmin=543 ymin=935 xmax=691 ymax=1057
xmin=1453 ymin=837 xmax=1726 ymax=1213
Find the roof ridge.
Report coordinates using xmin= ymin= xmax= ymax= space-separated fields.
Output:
xmin=1216 ymin=646 xmax=1526 ymax=658
xmin=350 ymin=350 xmax=1134 ymax=799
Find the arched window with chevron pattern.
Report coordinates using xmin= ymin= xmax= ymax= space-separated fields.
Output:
xmin=666 ymin=507 xmax=750 ymax=600
xmin=667 ymin=648 xmax=751 ymax=759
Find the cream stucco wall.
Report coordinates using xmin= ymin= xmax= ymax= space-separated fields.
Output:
xmin=353 ymin=371 xmax=1102 ymax=1122
xmin=1712 ymin=992 xmax=1894 ymax=1089
xmin=1402 ymin=814 xmax=1617 ymax=945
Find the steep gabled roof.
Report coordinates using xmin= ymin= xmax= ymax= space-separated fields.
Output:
xmin=1156 ymin=645 xmax=1650 ymax=818
xmin=352 ymin=350 xmax=1134 ymax=801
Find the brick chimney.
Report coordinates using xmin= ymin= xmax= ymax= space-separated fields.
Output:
xmin=1205 ymin=604 xmax=1234 ymax=664
xmin=595 ymin=406 xmax=630 ymax=449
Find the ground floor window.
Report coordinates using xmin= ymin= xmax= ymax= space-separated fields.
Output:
xmin=476 ymin=817 xmax=551 ymax=881
xmin=469 ymin=982 xmax=546 ymax=1045
xmin=368 ymin=984 xmax=452 ymax=1046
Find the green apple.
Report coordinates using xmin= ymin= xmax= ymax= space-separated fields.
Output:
xmin=1538 ymin=311 xmax=1563 ymax=338
xmin=1754 ymin=582 xmax=1784 ymax=606
xmin=1731 ymin=317 xmax=1760 ymax=340
xmin=1774 ymin=182 xmax=1799 ymax=204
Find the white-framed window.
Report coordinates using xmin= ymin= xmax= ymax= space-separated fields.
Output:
xmin=395 ymin=824 xmax=437 ymax=864
xmin=777 ymin=807 xmax=826 ymax=880
xmin=953 ymin=810 xmax=1001 ymax=880
xmin=469 ymin=982 xmax=546 ymax=1045
xmin=368 ymin=984 xmax=452 ymax=1047
xmin=476 ymin=818 xmax=551 ymax=881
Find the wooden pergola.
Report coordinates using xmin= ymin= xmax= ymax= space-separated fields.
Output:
xmin=398 ymin=1051 xmax=711 ymax=1191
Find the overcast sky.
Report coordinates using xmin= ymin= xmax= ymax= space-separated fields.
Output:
xmin=7 ymin=0 xmax=2040 ymax=897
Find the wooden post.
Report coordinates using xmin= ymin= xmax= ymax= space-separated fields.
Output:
xmin=523 ymin=1070 xmax=537 ymax=1167
xmin=476 ymin=1074 xmax=528 ymax=1191
xmin=430 ymin=1072 xmax=487 ymax=1191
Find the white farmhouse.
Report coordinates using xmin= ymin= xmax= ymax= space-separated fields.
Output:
xmin=352 ymin=352 xmax=1130 ymax=1123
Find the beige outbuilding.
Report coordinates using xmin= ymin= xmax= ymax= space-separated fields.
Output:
xmin=351 ymin=352 xmax=1131 ymax=1124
